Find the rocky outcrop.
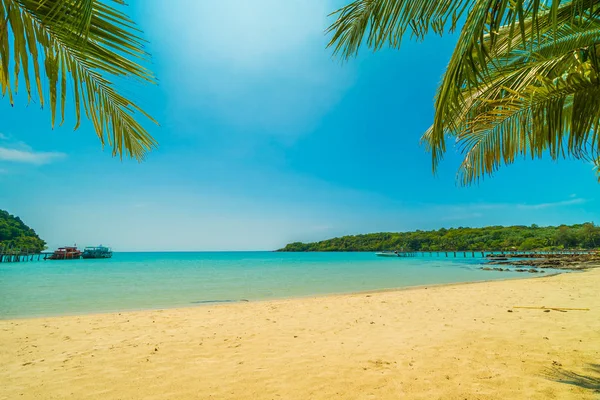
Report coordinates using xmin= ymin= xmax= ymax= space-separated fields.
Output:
xmin=484 ymin=253 xmax=600 ymax=271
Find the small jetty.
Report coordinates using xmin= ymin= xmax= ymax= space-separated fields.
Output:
xmin=375 ymin=250 xmax=600 ymax=271
xmin=0 ymin=246 xmax=45 ymax=263
xmin=1 ymin=244 xmax=113 ymax=262
xmin=376 ymin=250 xmax=597 ymax=258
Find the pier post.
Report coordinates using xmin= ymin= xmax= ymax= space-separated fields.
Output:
xmin=445 ymin=252 xmax=448 ymax=257
xmin=454 ymin=252 xmax=457 ymax=258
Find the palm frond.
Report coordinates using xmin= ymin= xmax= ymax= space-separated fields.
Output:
xmin=428 ymin=1 xmax=600 ymax=166
xmin=455 ymin=80 xmax=600 ymax=185
xmin=328 ymin=0 xmax=600 ymax=183
xmin=436 ymin=31 xmax=600 ymax=184
xmin=326 ymin=1 xmax=583 ymax=60
xmin=0 ymin=0 xmax=157 ymax=160
xmin=326 ymin=0 xmax=473 ymax=58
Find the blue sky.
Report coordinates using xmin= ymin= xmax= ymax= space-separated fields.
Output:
xmin=0 ymin=0 xmax=598 ymax=251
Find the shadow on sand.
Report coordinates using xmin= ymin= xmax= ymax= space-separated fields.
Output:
xmin=544 ymin=364 xmax=600 ymax=393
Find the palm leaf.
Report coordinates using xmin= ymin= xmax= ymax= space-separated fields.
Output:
xmin=326 ymin=0 xmax=473 ymax=58
xmin=434 ymin=7 xmax=600 ymax=184
xmin=327 ymin=0 xmax=600 ymax=183
xmin=0 ymin=0 xmax=157 ymax=160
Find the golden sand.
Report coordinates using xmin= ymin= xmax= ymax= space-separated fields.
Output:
xmin=1 ymin=269 xmax=599 ymax=399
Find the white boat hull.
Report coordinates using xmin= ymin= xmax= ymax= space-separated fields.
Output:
xmin=376 ymin=252 xmax=398 ymax=257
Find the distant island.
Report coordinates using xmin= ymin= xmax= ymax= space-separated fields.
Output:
xmin=279 ymin=224 xmax=600 ymax=252
xmin=0 ymin=210 xmax=46 ymax=253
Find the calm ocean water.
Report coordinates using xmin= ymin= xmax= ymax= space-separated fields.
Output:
xmin=0 ymin=252 xmax=548 ymax=319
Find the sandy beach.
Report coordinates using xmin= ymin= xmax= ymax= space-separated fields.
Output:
xmin=1 ymin=269 xmax=599 ymax=400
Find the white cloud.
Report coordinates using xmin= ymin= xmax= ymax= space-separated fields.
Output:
xmin=516 ymin=198 xmax=587 ymax=210
xmin=417 ymin=198 xmax=590 ymax=225
xmin=0 ymin=147 xmax=66 ymax=165
xmin=310 ymin=224 xmax=334 ymax=232
xmin=430 ymin=197 xmax=588 ymax=213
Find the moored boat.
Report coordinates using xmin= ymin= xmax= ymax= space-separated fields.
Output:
xmin=376 ymin=251 xmax=399 ymax=257
xmin=82 ymin=245 xmax=113 ymax=259
xmin=47 ymin=246 xmax=82 ymax=260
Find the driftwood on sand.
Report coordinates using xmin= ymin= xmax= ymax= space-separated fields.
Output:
xmin=513 ymin=306 xmax=590 ymax=312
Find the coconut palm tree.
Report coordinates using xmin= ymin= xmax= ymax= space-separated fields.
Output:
xmin=0 ymin=0 xmax=157 ymax=160
xmin=327 ymin=0 xmax=600 ymax=183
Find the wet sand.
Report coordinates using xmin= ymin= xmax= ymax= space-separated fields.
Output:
xmin=1 ymin=269 xmax=599 ymax=399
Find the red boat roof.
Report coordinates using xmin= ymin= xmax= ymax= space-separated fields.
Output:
xmin=56 ymin=247 xmax=79 ymax=251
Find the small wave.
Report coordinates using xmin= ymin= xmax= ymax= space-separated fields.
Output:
xmin=190 ymin=299 xmax=249 ymax=304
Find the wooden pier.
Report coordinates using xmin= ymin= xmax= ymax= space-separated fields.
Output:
xmin=390 ymin=250 xmax=597 ymax=258
xmin=0 ymin=246 xmax=46 ymax=263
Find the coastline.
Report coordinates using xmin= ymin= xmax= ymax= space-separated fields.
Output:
xmin=0 ymin=269 xmax=569 ymax=321
xmin=1 ymin=269 xmax=599 ymax=399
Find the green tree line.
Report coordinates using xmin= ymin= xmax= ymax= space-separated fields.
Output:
xmin=0 ymin=210 xmax=46 ymax=253
xmin=279 ymin=224 xmax=600 ymax=252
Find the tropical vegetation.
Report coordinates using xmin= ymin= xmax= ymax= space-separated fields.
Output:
xmin=0 ymin=209 xmax=46 ymax=252
xmin=0 ymin=0 xmax=157 ymax=160
xmin=279 ymin=223 xmax=600 ymax=252
xmin=328 ymin=0 xmax=600 ymax=184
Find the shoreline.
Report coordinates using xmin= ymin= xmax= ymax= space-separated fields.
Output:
xmin=2 ymin=268 xmax=599 ymax=399
xmin=0 ymin=269 xmax=571 ymax=322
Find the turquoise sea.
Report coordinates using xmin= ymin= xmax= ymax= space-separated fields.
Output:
xmin=0 ymin=252 xmax=552 ymax=319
